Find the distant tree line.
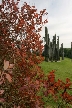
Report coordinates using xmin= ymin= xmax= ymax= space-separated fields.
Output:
xmin=59 ymin=48 xmax=72 ymax=59
xmin=42 ymin=48 xmax=72 ymax=59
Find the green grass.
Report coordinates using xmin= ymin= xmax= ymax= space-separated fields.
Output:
xmin=40 ymin=57 xmax=72 ymax=82
xmin=39 ymin=57 xmax=72 ymax=108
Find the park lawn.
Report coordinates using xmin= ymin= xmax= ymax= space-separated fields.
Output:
xmin=40 ymin=57 xmax=72 ymax=82
xmin=39 ymin=57 xmax=72 ymax=108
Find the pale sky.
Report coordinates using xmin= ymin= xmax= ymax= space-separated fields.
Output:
xmin=1 ymin=0 xmax=72 ymax=48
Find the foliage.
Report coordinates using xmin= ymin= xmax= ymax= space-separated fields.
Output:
xmin=59 ymin=48 xmax=72 ymax=59
xmin=0 ymin=0 xmax=48 ymax=107
xmin=0 ymin=0 xmax=48 ymax=67
xmin=41 ymin=71 xmax=72 ymax=108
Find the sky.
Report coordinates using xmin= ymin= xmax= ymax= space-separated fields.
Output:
xmin=0 ymin=0 xmax=72 ymax=48
xmin=19 ymin=0 xmax=72 ymax=48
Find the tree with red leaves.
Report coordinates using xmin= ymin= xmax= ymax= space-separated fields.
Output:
xmin=0 ymin=0 xmax=48 ymax=107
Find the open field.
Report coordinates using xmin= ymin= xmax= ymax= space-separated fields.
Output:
xmin=40 ymin=57 xmax=72 ymax=82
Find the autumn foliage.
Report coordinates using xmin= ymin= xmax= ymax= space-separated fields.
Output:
xmin=43 ymin=71 xmax=72 ymax=107
xmin=0 ymin=0 xmax=47 ymax=107
xmin=0 ymin=0 xmax=72 ymax=108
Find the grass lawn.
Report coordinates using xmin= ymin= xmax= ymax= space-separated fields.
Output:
xmin=40 ymin=57 xmax=72 ymax=82
xmin=39 ymin=57 xmax=72 ymax=108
